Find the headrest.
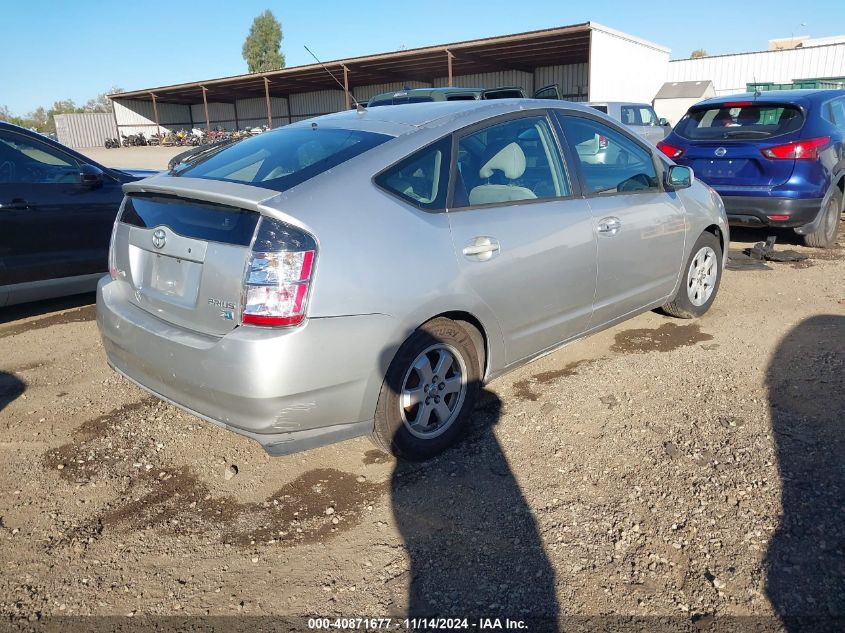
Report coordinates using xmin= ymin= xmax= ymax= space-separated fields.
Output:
xmin=479 ymin=142 xmax=526 ymax=180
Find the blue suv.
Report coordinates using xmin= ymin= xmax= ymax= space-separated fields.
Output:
xmin=658 ymin=90 xmax=845 ymax=247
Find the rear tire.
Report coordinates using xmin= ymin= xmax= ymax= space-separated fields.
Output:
xmin=801 ymin=189 xmax=842 ymax=249
xmin=662 ymin=231 xmax=723 ymax=319
xmin=370 ymin=318 xmax=482 ymax=461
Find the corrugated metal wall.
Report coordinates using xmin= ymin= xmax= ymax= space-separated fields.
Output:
xmin=433 ymin=69 xmax=535 ymax=93
xmin=113 ymin=99 xmax=192 ymax=136
xmin=54 ymin=112 xmax=118 ymax=148
xmin=352 ymin=81 xmax=431 ymax=102
xmin=667 ymin=43 xmax=845 ymax=95
xmin=533 ymin=63 xmax=588 ymax=100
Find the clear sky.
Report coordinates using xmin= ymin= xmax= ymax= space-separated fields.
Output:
xmin=0 ymin=0 xmax=839 ymax=114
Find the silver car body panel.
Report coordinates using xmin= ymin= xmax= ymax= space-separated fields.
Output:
xmin=98 ymin=99 xmax=728 ymax=455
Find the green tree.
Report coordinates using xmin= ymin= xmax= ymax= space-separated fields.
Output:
xmin=242 ymin=10 xmax=285 ymax=72
xmin=691 ymin=49 xmax=708 ymax=59
xmin=83 ymin=86 xmax=123 ymax=113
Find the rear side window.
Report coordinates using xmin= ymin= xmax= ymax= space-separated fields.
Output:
xmin=674 ymin=104 xmax=804 ymax=140
xmin=826 ymin=99 xmax=845 ymax=128
xmin=558 ymin=115 xmax=659 ymax=195
xmin=375 ymin=136 xmax=451 ymax=211
xmin=176 ymin=127 xmax=390 ymax=192
xmin=589 ymin=105 xmax=608 ymax=114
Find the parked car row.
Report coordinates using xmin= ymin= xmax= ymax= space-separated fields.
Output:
xmin=2 ymin=89 xmax=842 ymax=462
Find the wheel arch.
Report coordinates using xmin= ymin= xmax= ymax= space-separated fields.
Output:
xmin=427 ymin=310 xmax=491 ymax=383
xmin=702 ymin=223 xmax=725 ymax=255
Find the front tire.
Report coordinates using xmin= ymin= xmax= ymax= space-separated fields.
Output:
xmin=371 ymin=318 xmax=482 ymax=461
xmin=801 ymin=189 xmax=842 ymax=249
xmin=662 ymin=231 xmax=723 ymax=319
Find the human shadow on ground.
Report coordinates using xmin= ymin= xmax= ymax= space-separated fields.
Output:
xmin=386 ymin=325 xmax=559 ymax=630
xmin=765 ymin=315 xmax=845 ymax=632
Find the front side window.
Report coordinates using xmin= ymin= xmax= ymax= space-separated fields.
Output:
xmin=0 ymin=131 xmax=80 ymax=184
xmin=453 ymin=115 xmax=570 ymax=207
xmin=559 ymin=115 xmax=659 ymax=195
xmin=674 ymin=104 xmax=804 ymax=140
xmin=176 ymin=126 xmax=391 ymax=192
xmin=375 ymin=136 xmax=451 ymax=211
xmin=638 ymin=107 xmax=658 ymax=126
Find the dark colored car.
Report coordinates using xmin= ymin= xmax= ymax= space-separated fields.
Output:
xmin=367 ymin=85 xmax=561 ymax=107
xmin=657 ymin=90 xmax=845 ymax=247
xmin=0 ymin=121 xmax=157 ymax=306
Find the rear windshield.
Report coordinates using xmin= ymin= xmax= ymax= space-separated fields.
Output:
xmin=175 ymin=126 xmax=391 ymax=192
xmin=674 ymin=104 xmax=804 ymax=140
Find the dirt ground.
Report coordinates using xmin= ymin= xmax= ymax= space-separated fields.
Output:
xmin=80 ymin=146 xmax=186 ymax=171
xmin=0 ymin=226 xmax=843 ymax=632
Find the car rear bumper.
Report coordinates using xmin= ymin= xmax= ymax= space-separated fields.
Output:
xmin=97 ymin=277 xmax=394 ymax=455
xmin=721 ymin=195 xmax=822 ymax=228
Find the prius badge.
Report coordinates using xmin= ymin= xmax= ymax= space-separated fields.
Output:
xmin=152 ymin=228 xmax=167 ymax=249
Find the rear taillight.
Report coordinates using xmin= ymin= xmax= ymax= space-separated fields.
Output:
xmin=598 ymin=135 xmax=609 ymax=150
xmin=108 ymin=199 xmax=126 ymax=280
xmin=241 ymin=217 xmax=317 ymax=328
xmin=760 ymin=136 xmax=829 ymax=160
xmin=657 ymin=141 xmax=685 ymax=159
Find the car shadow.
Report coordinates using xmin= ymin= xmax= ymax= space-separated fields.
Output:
xmin=388 ymin=360 xmax=559 ymax=628
xmin=0 ymin=371 xmax=25 ymax=413
xmin=765 ymin=315 xmax=845 ymax=631
xmin=0 ymin=292 xmax=95 ymax=326
xmin=728 ymin=226 xmax=805 ymax=247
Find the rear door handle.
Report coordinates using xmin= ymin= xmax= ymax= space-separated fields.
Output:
xmin=597 ymin=217 xmax=621 ymax=236
xmin=0 ymin=198 xmax=29 ymax=210
xmin=462 ymin=236 xmax=500 ymax=261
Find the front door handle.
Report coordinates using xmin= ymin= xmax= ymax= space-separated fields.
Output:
xmin=0 ymin=198 xmax=29 ymax=210
xmin=597 ymin=217 xmax=622 ymax=236
xmin=462 ymin=236 xmax=500 ymax=261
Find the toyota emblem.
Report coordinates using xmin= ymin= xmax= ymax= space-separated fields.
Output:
xmin=152 ymin=228 xmax=166 ymax=249
xmin=714 ymin=147 xmax=727 ymax=157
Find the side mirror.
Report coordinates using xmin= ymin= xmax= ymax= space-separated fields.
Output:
xmin=80 ymin=163 xmax=104 ymax=188
xmin=666 ymin=164 xmax=693 ymax=190
xmin=659 ymin=118 xmax=670 ymax=127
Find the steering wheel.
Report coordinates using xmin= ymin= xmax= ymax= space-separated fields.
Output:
xmin=0 ymin=161 xmax=14 ymax=183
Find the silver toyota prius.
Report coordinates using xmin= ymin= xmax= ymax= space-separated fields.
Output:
xmin=97 ymin=100 xmax=728 ymax=460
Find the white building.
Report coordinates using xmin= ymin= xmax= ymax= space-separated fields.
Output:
xmin=667 ymin=41 xmax=845 ymax=96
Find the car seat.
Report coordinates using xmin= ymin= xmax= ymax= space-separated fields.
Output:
xmin=468 ymin=142 xmax=537 ymax=205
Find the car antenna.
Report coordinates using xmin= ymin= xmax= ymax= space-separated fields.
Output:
xmin=303 ymin=45 xmax=364 ymax=111
xmin=752 ymin=74 xmax=761 ymax=98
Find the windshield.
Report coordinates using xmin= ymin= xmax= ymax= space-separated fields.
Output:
xmin=674 ymin=103 xmax=804 ymax=140
xmin=175 ymin=126 xmax=391 ymax=192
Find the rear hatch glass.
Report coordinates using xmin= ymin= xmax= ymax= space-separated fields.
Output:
xmin=115 ymin=194 xmax=260 ymax=336
xmin=675 ymin=103 xmax=804 ymax=141
xmin=174 ymin=126 xmax=390 ymax=192
xmin=674 ymin=103 xmax=804 ymax=188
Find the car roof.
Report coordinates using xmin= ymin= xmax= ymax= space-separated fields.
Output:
xmin=289 ymin=99 xmax=597 ymax=134
xmin=696 ymin=89 xmax=844 ymax=107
